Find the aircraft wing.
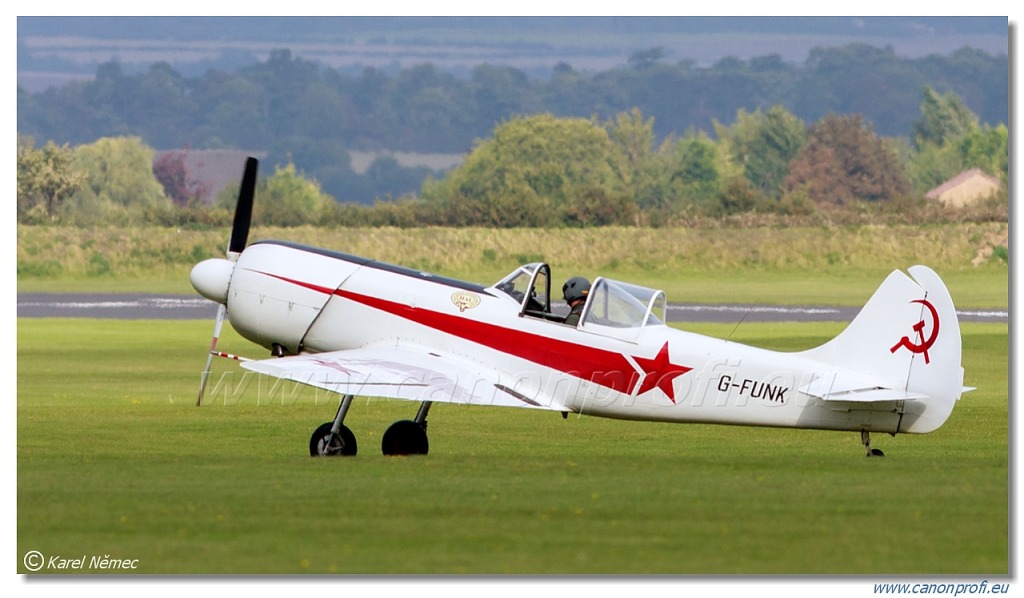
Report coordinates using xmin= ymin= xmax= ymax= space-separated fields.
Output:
xmin=241 ymin=345 xmax=567 ymax=411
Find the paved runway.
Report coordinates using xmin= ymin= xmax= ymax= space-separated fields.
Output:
xmin=16 ymin=293 xmax=1008 ymax=324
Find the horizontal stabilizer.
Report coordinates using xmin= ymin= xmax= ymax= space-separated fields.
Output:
xmin=824 ymin=388 xmax=927 ymax=402
xmin=799 ymin=373 xmax=928 ymax=402
xmin=801 ymin=384 xmax=929 ymax=402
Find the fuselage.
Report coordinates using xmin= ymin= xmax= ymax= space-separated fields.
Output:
xmin=198 ymin=240 xmax=925 ymax=435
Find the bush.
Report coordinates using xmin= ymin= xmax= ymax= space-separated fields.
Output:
xmin=17 ymin=259 xmax=63 ymax=277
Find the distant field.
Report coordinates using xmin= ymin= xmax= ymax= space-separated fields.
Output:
xmin=17 ymin=223 xmax=1009 ymax=308
xmin=17 ymin=20 xmax=1009 ymax=92
xmin=17 ymin=318 xmax=1008 ymax=574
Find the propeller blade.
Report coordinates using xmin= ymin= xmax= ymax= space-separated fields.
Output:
xmin=198 ymin=157 xmax=256 ymax=406
xmin=228 ymin=157 xmax=258 ymax=256
xmin=197 ymin=302 xmax=228 ymax=406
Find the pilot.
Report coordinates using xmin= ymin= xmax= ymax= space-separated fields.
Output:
xmin=561 ymin=276 xmax=590 ymax=326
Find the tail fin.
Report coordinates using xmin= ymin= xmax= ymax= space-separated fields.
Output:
xmin=799 ymin=265 xmax=965 ymax=433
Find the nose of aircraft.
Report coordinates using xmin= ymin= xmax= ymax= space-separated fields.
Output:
xmin=190 ymin=258 xmax=235 ymax=304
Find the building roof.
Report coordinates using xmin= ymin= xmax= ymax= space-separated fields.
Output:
xmin=926 ymin=167 xmax=1001 ymax=199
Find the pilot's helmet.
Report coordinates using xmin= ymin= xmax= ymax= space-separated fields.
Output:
xmin=563 ymin=276 xmax=591 ymax=303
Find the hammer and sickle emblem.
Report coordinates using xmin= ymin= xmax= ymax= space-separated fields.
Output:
xmin=889 ymin=299 xmax=940 ymax=364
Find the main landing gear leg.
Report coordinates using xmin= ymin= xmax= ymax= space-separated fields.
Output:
xmin=861 ymin=429 xmax=884 ymax=457
xmin=382 ymin=401 xmax=431 ymax=456
xmin=309 ymin=394 xmax=358 ymax=456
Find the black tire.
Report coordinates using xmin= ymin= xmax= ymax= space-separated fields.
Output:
xmin=869 ymin=448 xmax=885 ymax=457
xmin=381 ymin=420 xmax=429 ymax=456
xmin=309 ymin=422 xmax=358 ymax=457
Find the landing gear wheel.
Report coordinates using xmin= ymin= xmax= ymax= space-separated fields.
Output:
xmin=860 ymin=430 xmax=885 ymax=458
xmin=309 ymin=422 xmax=358 ymax=456
xmin=381 ymin=420 xmax=429 ymax=456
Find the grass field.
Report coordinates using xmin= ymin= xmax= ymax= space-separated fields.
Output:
xmin=16 ymin=317 xmax=1008 ymax=575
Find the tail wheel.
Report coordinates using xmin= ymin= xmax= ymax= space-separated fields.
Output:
xmin=310 ymin=422 xmax=358 ymax=457
xmin=381 ymin=420 xmax=429 ymax=456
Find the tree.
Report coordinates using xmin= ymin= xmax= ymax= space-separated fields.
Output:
xmin=784 ymin=114 xmax=910 ymax=205
xmin=292 ymin=81 xmax=350 ymax=142
xmin=152 ymin=149 xmax=211 ymax=207
xmin=385 ymin=63 xmax=474 ymax=152
xmin=665 ymin=130 xmax=744 ymax=214
xmin=422 ymin=114 xmax=632 ymax=226
xmin=903 ymin=137 xmax=964 ymax=193
xmin=628 ymin=47 xmax=665 ymax=70
xmin=907 ymin=121 xmax=1009 ymax=193
xmin=561 ymin=184 xmax=637 ymax=227
xmin=127 ymin=62 xmax=192 ymax=148
xmin=541 ymin=62 xmax=590 ymax=117
xmin=714 ymin=105 xmax=805 ymax=199
xmin=68 ymin=136 xmax=171 ymax=223
xmin=240 ymin=49 xmax=321 ymax=140
xmin=912 ymin=86 xmax=979 ymax=149
xmin=603 ymin=107 xmax=674 ymax=220
xmin=190 ymin=70 xmax=269 ymax=148
xmin=905 ymin=86 xmax=1006 ymax=191
xmin=152 ymin=151 xmax=190 ymax=206
xmin=17 ymin=137 xmax=85 ymax=220
xmin=958 ymin=123 xmax=1009 ymax=181
xmin=604 ymin=107 xmax=656 ymax=183
xmin=796 ymin=44 xmax=927 ymax=137
xmin=220 ymin=162 xmax=336 ymax=227
xmin=470 ymin=64 xmax=537 ymax=139
xmin=361 ymin=156 xmax=433 ymax=201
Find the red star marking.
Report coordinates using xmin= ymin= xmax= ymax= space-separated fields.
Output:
xmin=310 ymin=358 xmax=358 ymax=376
xmin=632 ymin=342 xmax=692 ymax=403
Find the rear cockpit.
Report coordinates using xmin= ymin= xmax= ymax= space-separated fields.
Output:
xmin=579 ymin=277 xmax=666 ymax=342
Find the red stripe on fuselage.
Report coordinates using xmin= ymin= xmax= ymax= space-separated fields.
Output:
xmin=255 ymin=270 xmax=642 ymax=394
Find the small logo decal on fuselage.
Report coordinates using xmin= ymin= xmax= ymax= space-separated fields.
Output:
xmin=451 ymin=291 xmax=481 ymax=312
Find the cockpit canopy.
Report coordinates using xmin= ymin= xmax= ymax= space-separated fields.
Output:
xmin=580 ymin=277 xmax=666 ymax=342
xmin=491 ymin=264 xmax=666 ymax=342
xmin=583 ymin=277 xmax=666 ymax=327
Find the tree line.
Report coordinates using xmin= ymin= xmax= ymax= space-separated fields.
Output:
xmin=16 ymin=43 xmax=1008 ymax=204
xmin=17 ymin=87 xmax=1008 ymax=229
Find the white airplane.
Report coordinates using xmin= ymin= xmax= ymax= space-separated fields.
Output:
xmin=191 ymin=158 xmax=970 ymax=457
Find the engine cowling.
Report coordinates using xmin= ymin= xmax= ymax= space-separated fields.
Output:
xmin=223 ymin=242 xmax=359 ymax=354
